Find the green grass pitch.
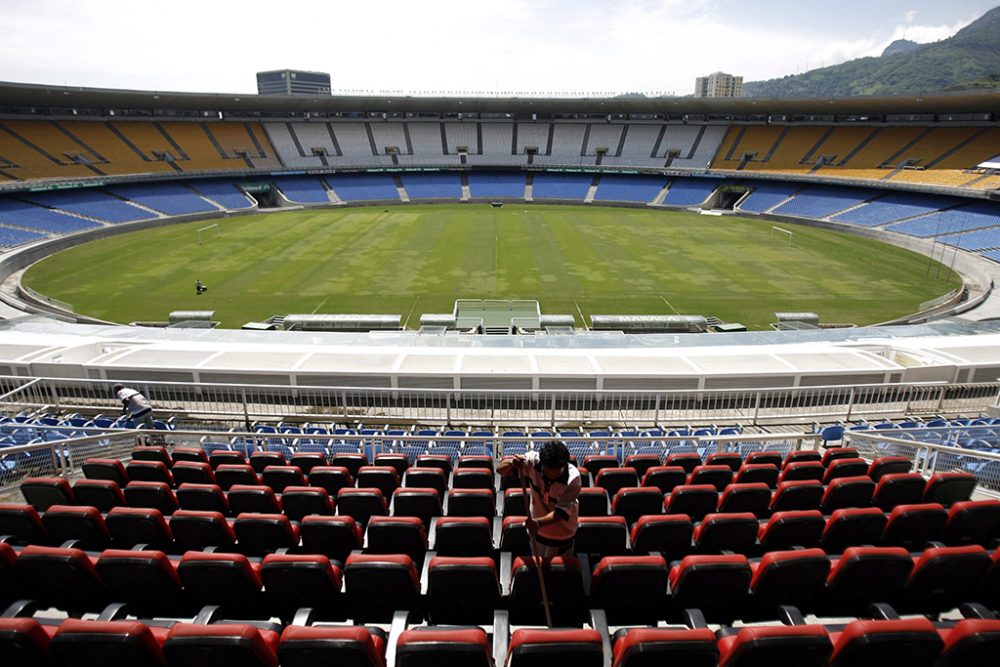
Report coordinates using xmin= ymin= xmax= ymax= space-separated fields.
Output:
xmin=22 ymin=204 xmax=962 ymax=330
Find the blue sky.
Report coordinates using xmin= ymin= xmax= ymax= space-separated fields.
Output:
xmin=0 ymin=1 xmax=994 ymax=96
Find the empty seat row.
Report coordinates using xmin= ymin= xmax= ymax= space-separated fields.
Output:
xmin=3 ymin=611 xmax=997 ymax=667
xmin=5 ymin=540 xmax=1000 ymax=627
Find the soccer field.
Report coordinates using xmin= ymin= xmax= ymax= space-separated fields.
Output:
xmin=22 ymin=204 xmax=962 ymax=330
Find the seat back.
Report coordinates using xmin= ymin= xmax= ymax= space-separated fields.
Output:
xmin=432 ymin=516 xmax=494 ymax=557
xmin=923 ymin=472 xmax=977 ymax=506
xmin=306 ymin=466 xmax=354 ymax=496
xmin=942 ymin=500 xmax=1000 ymax=546
xmin=280 ymin=486 xmax=334 ymax=522
xmin=820 ymin=507 xmax=887 ymax=553
xmin=510 ymin=556 xmax=587 ymax=626
xmin=717 ymin=625 xmax=832 ymax=667
xmin=73 ymin=479 xmax=126 ymax=513
xmin=106 ymin=506 xmax=173 ymax=550
xmin=228 ymin=485 xmax=282 ymax=515
xmin=694 ymin=512 xmax=758 ymax=554
xmin=41 ymin=505 xmax=110 ymax=550
xmin=575 ymin=516 xmax=629 ymax=557
xmin=820 ymin=476 xmax=876 ymax=514
xmin=873 ymin=473 xmax=927 ymax=511
xmin=759 ymin=510 xmax=825 ymax=551
xmin=828 ymin=618 xmax=942 ymax=667
xmin=769 ymin=480 xmax=823 ymax=512
xmin=233 ymin=513 xmax=300 ymax=556
xmin=169 ymin=509 xmax=236 ymax=552
xmin=49 ymin=619 xmax=168 ymax=667
xmin=163 ymin=624 xmax=279 ymax=667
xmin=278 ymin=625 xmax=384 ymax=667
xmin=612 ymin=487 xmax=663 ymax=526
xmin=665 ymin=484 xmax=718 ymax=522
xmin=591 ymin=555 xmax=669 ymax=624
xmin=718 ymin=483 xmax=771 ymax=518
xmin=629 ymin=514 xmax=693 ymax=560
xmin=123 ymin=482 xmax=178 ymax=515
xmin=20 ymin=477 xmax=75 ymax=512
xmin=882 ymin=503 xmax=947 ymax=549
xmin=508 ymin=628 xmax=603 ymax=667
xmin=299 ymin=515 xmax=362 ymax=561
xmin=343 ymin=553 xmax=420 ymax=623
xmin=426 ymin=556 xmax=500 ymax=625
xmin=641 ymin=466 xmax=688 ymax=494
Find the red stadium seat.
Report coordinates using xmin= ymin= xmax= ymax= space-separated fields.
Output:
xmin=176 ymin=482 xmax=230 ymax=514
xmin=821 ymin=447 xmax=859 ymax=467
xmin=825 ymin=546 xmax=914 ymax=615
xmin=718 ymin=483 xmax=771 ymax=518
xmin=820 ymin=476 xmax=875 ymax=514
xmin=749 ymin=548 xmax=831 ymax=614
xmin=395 ymin=627 xmax=491 ymax=667
xmin=249 ymin=451 xmax=286 ymax=474
xmin=509 ymin=555 xmax=586 ymax=626
xmin=668 ymin=554 xmax=751 ymax=622
xmin=344 ymin=553 xmax=420 ymax=623
xmin=595 ymin=467 xmax=640 ymax=497
xmin=366 ymin=516 xmax=427 ymax=562
xmin=872 ymin=472 xmax=927 ymax=511
xmin=716 ymin=625 xmax=832 ymax=667
xmin=426 ymin=556 xmax=500 ymax=625
xmin=170 ymin=461 xmax=215 ymax=486
xmin=664 ymin=453 xmax=702 ymax=474
xmin=261 ymin=465 xmax=307 ymax=494
xmin=228 ymin=484 xmax=282 ymax=515
xmin=758 ymin=510 xmax=825 ymax=551
xmin=330 ymin=453 xmax=368 ymax=478
xmin=215 ymin=464 xmax=260 ymax=491
xmin=576 ymin=515 xmax=629 ymax=557
xmin=867 ymin=456 xmax=912 ymax=481
xmin=82 ymin=458 xmax=128 ymax=486
xmin=665 ymin=484 xmax=718 ymax=521
xmin=734 ymin=463 xmax=780 ymax=488
xmin=446 ymin=488 xmax=495 ymax=519
xmin=279 ymin=625 xmax=386 ymax=667
xmin=611 ymin=627 xmax=718 ymax=667
xmin=694 ymin=512 xmax=758 ymax=554
xmin=820 ymin=507 xmax=887 ymax=553
xmin=49 ymin=619 xmax=169 ymax=667
xmin=629 ymin=514 xmax=693 ymax=559
xmin=169 ymin=509 xmax=237 ymax=552
xmin=612 ymin=486 xmax=663 ymax=526
xmin=769 ymin=480 xmax=823 ymax=512
xmin=176 ymin=551 xmax=264 ymax=612
xmin=163 ymin=623 xmax=279 ymax=667
xmin=123 ymin=481 xmax=178 ymax=515
xmin=822 ymin=458 xmax=869 ymax=484
xmin=827 ymin=618 xmax=942 ymax=667
xmin=289 ymin=452 xmax=327 ymax=475
xmin=941 ymin=499 xmax=1000 ymax=546
xmin=705 ymin=452 xmax=743 ymax=472
xmin=431 ymin=516 xmax=494 ymax=557
xmin=508 ymin=628 xmax=603 ymax=667
xmin=131 ymin=446 xmax=172 ymax=467
xmin=72 ymin=479 xmax=126 ymax=513
xmin=592 ymin=555 xmax=669 ymax=624
xmin=96 ymin=549 xmax=186 ymax=616
xmin=125 ymin=460 xmax=173 ymax=486
xmin=0 ymin=502 xmax=46 ymax=545
xmin=299 ymin=515 xmax=362 ymax=562
xmin=924 ymin=472 xmax=977 ymax=506
xmin=20 ymin=477 xmax=75 ymax=512
xmin=688 ymin=465 xmax=733 ymax=492
xmin=233 ymin=512 xmax=300 ymax=556
xmin=881 ymin=503 xmax=948 ymax=549
xmin=280 ymin=486 xmax=334 ymax=522
xmin=641 ymin=466 xmax=688 ymax=494
xmin=261 ymin=553 xmax=343 ymax=620
xmin=307 ymin=466 xmax=354 ymax=497
xmin=105 ymin=506 xmax=173 ymax=551
xmin=41 ymin=504 xmax=110 ymax=550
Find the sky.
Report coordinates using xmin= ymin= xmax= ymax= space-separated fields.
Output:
xmin=0 ymin=0 xmax=995 ymax=97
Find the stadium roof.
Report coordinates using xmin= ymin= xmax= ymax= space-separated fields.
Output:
xmin=1 ymin=80 xmax=998 ymax=116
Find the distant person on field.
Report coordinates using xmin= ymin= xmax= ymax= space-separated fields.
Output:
xmin=112 ymin=384 xmax=157 ymax=431
xmin=498 ymin=440 xmax=581 ymax=557
xmin=195 ymin=279 xmax=208 ymax=295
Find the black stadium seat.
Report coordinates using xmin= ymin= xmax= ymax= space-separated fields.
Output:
xmin=432 ymin=516 xmax=494 ymax=557
xmin=280 ymin=486 xmax=334 ymax=522
xmin=923 ymin=472 xmax=977 ymax=506
xmin=21 ymin=477 xmax=75 ymax=512
xmin=595 ymin=467 xmax=640 ymax=497
xmin=735 ymin=463 xmax=780 ymax=488
xmin=176 ymin=482 xmax=230 ymax=514
xmin=426 ymin=556 xmax=500 ymax=624
xmin=392 ymin=487 xmax=443 ymax=528
xmin=279 ymin=625 xmax=387 ymax=667
xmin=718 ymin=483 xmax=771 ymax=518
xmin=642 ymin=466 xmax=688 ymax=494
xmin=169 ymin=509 xmax=237 ymax=552
xmin=668 ymin=554 xmax=751 ymax=622
xmin=612 ymin=486 xmax=663 ymax=526
xmin=16 ymin=545 xmax=108 ymax=613
xmin=49 ymin=618 xmax=170 ymax=667
xmin=749 ymin=547 xmax=831 ymax=613
xmin=106 ymin=506 xmax=173 ymax=550
xmin=214 ymin=464 xmax=260 ymax=490
xmin=366 ymin=516 xmax=428 ymax=562
xmin=299 ymin=515 xmax=362 ymax=562
xmin=260 ymin=553 xmax=343 ymax=620
xmin=123 ymin=481 xmax=178 ymax=515
xmin=612 ymin=627 xmax=719 ymax=667
xmin=176 ymin=551 xmax=264 ymax=613
xmin=344 ymin=553 xmax=421 ymax=622
xmin=769 ymin=480 xmax=823 ymax=512
xmin=509 ymin=555 xmax=586 ymax=626
xmin=261 ymin=465 xmax=307 ymax=494
xmin=82 ymin=458 xmax=129 ymax=486
xmin=665 ymin=484 xmax=718 ymax=521
xmin=73 ymin=479 xmax=126 ymax=512
xmin=716 ymin=625 xmax=832 ymax=667
xmin=508 ymin=628 xmax=603 ymax=667
xmin=41 ymin=504 xmax=110 ymax=550
xmin=694 ymin=512 xmax=758 ymax=554
xmin=872 ymin=472 xmax=927 ymax=511
xmin=0 ymin=503 xmax=46 ymax=544
xmin=228 ymin=485 xmax=282 ymax=515
xmin=356 ymin=465 xmax=401 ymax=496
xmin=249 ymin=451 xmax=286 ymax=474
xmin=591 ymin=555 xmax=669 ymax=624
xmin=307 ymin=466 xmax=354 ymax=497
xmin=825 ymin=546 xmax=914 ymax=615
xmin=629 ymin=514 xmax=693 ymax=559
xmin=826 ymin=618 xmax=943 ymax=667
xmin=171 ymin=460 xmax=215 ymax=486
xmin=941 ymin=499 xmax=1000 ymax=546
xmin=131 ymin=446 xmax=172 ymax=467
xmin=96 ymin=549 xmax=187 ymax=616
xmin=758 ymin=510 xmax=825 ymax=551
xmin=233 ymin=512 xmax=300 ymax=556
xmin=820 ymin=507 xmax=887 ymax=553
xmin=396 ymin=627 xmax=492 ymax=667
xmin=125 ymin=460 xmax=173 ymax=486
xmin=162 ymin=623 xmax=280 ymax=667
xmin=881 ymin=502 xmax=948 ymax=549
xmin=689 ymin=464 xmax=733 ymax=492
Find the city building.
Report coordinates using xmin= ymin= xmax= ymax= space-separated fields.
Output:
xmin=695 ymin=71 xmax=743 ymax=98
xmin=256 ymin=69 xmax=331 ymax=96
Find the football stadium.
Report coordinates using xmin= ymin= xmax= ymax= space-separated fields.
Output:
xmin=2 ymin=2 xmax=1000 ymax=664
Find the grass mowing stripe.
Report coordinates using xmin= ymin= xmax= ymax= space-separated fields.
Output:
xmin=22 ymin=204 xmax=962 ymax=330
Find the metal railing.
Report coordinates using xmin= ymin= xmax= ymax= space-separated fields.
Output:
xmin=0 ymin=427 xmax=821 ymax=495
xmin=0 ymin=375 xmax=995 ymax=429
xmin=848 ymin=430 xmax=1000 ymax=497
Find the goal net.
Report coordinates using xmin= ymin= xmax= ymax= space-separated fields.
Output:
xmin=770 ymin=225 xmax=793 ymax=246
xmin=197 ymin=223 xmax=220 ymax=244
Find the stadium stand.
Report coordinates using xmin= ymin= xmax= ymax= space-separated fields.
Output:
xmin=0 ymin=226 xmax=46 ymax=247
xmin=0 ymin=199 xmax=101 ymax=234
xmin=886 ymin=201 xmax=1000 ymax=238
xmin=0 ymin=120 xmax=103 ymax=181
xmin=736 ymin=182 xmax=801 ymax=213
xmin=771 ymin=186 xmax=876 ymax=219
xmin=107 ymin=183 xmax=219 ymax=215
xmin=832 ymin=192 xmax=961 ymax=227
xmin=21 ymin=189 xmax=152 ymax=223
xmin=467 ymin=171 xmax=525 ymax=198
xmin=399 ymin=172 xmax=462 ymax=199
xmin=531 ymin=173 xmax=593 ymax=200
xmin=326 ymin=173 xmax=400 ymax=202
xmin=274 ymin=176 xmax=330 ymax=204
xmin=660 ymin=178 xmax=718 ymax=206
xmin=593 ymin=174 xmax=666 ymax=203
xmin=187 ymin=180 xmax=255 ymax=210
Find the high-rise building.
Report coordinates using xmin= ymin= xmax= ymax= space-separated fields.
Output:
xmin=256 ymin=69 xmax=331 ymax=96
xmin=694 ymin=72 xmax=743 ymax=98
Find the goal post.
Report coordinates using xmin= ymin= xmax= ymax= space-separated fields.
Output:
xmin=197 ymin=223 xmax=220 ymax=244
xmin=770 ymin=225 xmax=793 ymax=246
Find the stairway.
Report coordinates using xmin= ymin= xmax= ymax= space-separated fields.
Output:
xmin=485 ymin=326 xmax=512 ymax=335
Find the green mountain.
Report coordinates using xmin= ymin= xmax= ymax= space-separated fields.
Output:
xmin=742 ymin=6 xmax=1000 ymax=98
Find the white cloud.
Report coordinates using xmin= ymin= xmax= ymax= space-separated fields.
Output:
xmin=904 ymin=9 xmax=918 ymax=23
xmin=0 ymin=1 xmax=984 ymax=95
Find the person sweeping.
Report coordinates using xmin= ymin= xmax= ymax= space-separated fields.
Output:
xmin=499 ymin=440 xmax=582 ymax=556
